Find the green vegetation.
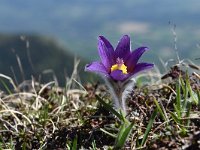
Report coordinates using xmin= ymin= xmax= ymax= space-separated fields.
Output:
xmin=0 ymin=1 xmax=200 ymax=149
xmin=0 ymin=59 xmax=200 ymax=149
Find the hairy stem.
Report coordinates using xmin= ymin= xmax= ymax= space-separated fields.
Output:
xmin=104 ymin=78 xmax=133 ymax=115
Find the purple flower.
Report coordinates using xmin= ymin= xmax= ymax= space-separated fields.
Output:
xmin=85 ymin=35 xmax=154 ymax=81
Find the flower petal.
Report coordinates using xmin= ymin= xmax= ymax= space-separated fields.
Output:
xmin=85 ymin=61 xmax=109 ymax=76
xmin=98 ymin=36 xmax=115 ymax=70
xmin=99 ymin=36 xmax=114 ymax=52
xmin=125 ymin=47 xmax=149 ymax=72
xmin=115 ymin=35 xmax=131 ymax=59
xmin=110 ymin=70 xmax=129 ymax=81
xmin=132 ymin=62 xmax=154 ymax=75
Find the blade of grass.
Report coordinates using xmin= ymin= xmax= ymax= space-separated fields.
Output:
xmin=180 ymin=77 xmax=186 ymax=97
xmin=197 ymin=90 xmax=200 ymax=101
xmin=115 ymin=123 xmax=126 ymax=146
xmin=180 ymin=77 xmax=188 ymax=109
xmin=169 ymin=110 xmax=180 ymax=124
xmin=92 ymin=140 xmax=97 ymax=150
xmin=173 ymin=103 xmax=181 ymax=120
xmin=72 ymin=136 xmax=77 ymax=150
xmin=153 ymin=98 xmax=167 ymax=121
xmin=0 ymin=78 xmax=12 ymax=94
xmin=0 ymin=73 xmax=18 ymax=91
xmin=176 ymin=79 xmax=181 ymax=118
xmin=197 ymin=90 xmax=200 ymax=107
xmin=96 ymin=95 xmax=123 ymax=121
xmin=186 ymin=73 xmax=198 ymax=104
xmin=185 ymin=102 xmax=191 ymax=126
xmin=114 ymin=122 xmax=134 ymax=149
xmin=100 ymin=128 xmax=117 ymax=138
xmin=140 ymin=109 xmax=157 ymax=147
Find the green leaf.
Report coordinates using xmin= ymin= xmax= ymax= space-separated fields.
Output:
xmin=169 ymin=111 xmax=180 ymax=124
xmin=173 ymin=103 xmax=181 ymax=120
xmin=180 ymin=77 xmax=186 ymax=97
xmin=115 ymin=123 xmax=126 ymax=146
xmin=72 ymin=136 xmax=77 ymax=150
xmin=197 ymin=90 xmax=200 ymax=106
xmin=140 ymin=109 xmax=157 ymax=147
xmin=153 ymin=98 xmax=167 ymax=121
xmin=0 ymin=78 xmax=12 ymax=94
xmin=176 ymin=79 xmax=181 ymax=118
xmin=96 ymin=95 xmax=123 ymax=121
xmin=91 ymin=140 xmax=97 ymax=150
xmin=186 ymin=74 xmax=198 ymax=104
xmin=114 ymin=122 xmax=134 ymax=149
xmin=180 ymin=77 xmax=188 ymax=109
xmin=185 ymin=102 xmax=191 ymax=126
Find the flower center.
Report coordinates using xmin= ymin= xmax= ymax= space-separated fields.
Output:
xmin=111 ymin=58 xmax=128 ymax=74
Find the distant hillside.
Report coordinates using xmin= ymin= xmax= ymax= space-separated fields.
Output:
xmin=0 ymin=0 xmax=199 ymax=62
xmin=0 ymin=34 xmax=87 ymax=86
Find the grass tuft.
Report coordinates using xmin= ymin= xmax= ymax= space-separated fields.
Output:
xmin=0 ymin=62 xmax=200 ymax=149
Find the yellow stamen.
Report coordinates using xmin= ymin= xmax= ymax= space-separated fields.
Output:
xmin=111 ymin=64 xmax=128 ymax=74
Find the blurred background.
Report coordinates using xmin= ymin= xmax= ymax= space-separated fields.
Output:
xmin=0 ymin=0 xmax=200 ymax=85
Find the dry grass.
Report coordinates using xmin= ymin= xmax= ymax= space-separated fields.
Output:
xmin=0 ymin=60 xmax=200 ymax=149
